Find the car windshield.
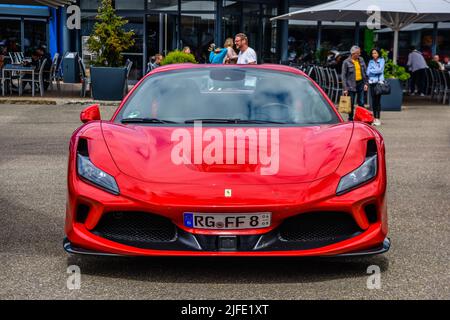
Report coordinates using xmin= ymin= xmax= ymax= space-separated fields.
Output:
xmin=116 ymin=68 xmax=340 ymax=125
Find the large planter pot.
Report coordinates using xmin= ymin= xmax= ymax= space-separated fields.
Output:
xmin=380 ymin=78 xmax=403 ymax=111
xmin=90 ymin=66 xmax=127 ymax=101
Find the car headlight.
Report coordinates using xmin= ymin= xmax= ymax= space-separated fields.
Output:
xmin=336 ymin=155 xmax=377 ymax=195
xmin=77 ymin=154 xmax=119 ymax=195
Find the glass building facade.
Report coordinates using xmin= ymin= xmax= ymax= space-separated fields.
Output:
xmin=2 ymin=1 xmax=448 ymax=81
xmin=77 ymin=0 xmax=283 ymax=80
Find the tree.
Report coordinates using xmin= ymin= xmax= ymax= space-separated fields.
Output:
xmin=87 ymin=0 xmax=135 ymax=67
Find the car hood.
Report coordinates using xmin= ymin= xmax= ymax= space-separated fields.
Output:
xmin=101 ymin=122 xmax=353 ymax=185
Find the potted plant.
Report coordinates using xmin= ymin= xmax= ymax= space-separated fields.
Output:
xmin=314 ymin=44 xmax=331 ymax=65
xmin=160 ymin=50 xmax=197 ymax=65
xmin=87 ymin=0 xmax=135 ymax=100
xmin=380 ymin=49 xmax=411 ymax=111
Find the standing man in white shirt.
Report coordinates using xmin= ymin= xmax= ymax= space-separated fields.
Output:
xmin=235 ymin=33 xmax=257 ymax=65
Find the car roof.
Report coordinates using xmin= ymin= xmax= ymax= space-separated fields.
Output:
xmin=144 ymin=63 xmax=307 ymax=79
xmin=114 ymin=63 xmax=341 ymax=122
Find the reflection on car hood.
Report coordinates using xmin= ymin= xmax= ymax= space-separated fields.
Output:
xmin=101 ymin=123 xmax=353 ymax=185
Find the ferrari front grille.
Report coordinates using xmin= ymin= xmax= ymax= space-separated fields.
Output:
xmin=279 ymin=212 xmax=362 ymax=243
xmin=92 ymin=212 xmax=177 ymax=247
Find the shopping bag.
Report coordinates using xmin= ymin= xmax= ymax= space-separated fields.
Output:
xmin=338 ymin=95 xmax=352 ymax=114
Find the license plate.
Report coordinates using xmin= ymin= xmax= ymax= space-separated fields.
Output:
xmin=183 ymin=213 xmax=272 ymax=230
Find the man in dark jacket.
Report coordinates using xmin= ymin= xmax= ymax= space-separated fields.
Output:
xmin=342 ymin=45 xmax=368 ymax=121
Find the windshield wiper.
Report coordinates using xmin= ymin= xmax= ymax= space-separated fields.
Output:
xmin=241 ymin=119 xmax=288 ymax=124
xmin=121 ymin=118 xmax=178 ymax=124
xmin=184 ymin=118 xmax=287 ymax=124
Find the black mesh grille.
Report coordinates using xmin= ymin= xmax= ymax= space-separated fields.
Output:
xmin=92 ymin=212 xmax=177 ymax=247
xmin=279 ymin=212 xmax=362 ymax=243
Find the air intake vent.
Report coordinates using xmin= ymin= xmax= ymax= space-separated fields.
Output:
xmin=76 ymin=204 xmax=90 ymax=223
xmin=92 ymin=212 xmax=177 ymax=248
xmin=365 ymin=204 xmax=378 ymax=224
xmin=77 ymin=138 xmax=89 ymax=156
xmin=366 ymin=139 xmax=377 ymax=157
xmin=279 ymin=212 xmax=362 ymax=244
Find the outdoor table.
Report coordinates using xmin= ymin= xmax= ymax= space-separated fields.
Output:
xmin=2 ymin=64 xmax=36 ymax=96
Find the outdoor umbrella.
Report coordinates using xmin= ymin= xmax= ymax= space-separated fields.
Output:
xmin=271 ymin=0 xmax=450 ymax=63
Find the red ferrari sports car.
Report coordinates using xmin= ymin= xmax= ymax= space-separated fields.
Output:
xmin=64 ymin=64 xmax=390 ymax=257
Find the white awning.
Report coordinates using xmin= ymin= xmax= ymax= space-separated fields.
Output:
xmin=271 ymin=0 xmax=450 ymax=63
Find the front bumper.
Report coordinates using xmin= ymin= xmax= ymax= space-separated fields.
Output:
xmin=66 ymin=161 xmax=388 ymax=257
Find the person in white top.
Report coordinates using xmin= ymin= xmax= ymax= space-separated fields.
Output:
xmin=234 ymin=33 xmax=257 ymax=65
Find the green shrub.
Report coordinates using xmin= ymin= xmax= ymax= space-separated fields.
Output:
xmin=161 ymin=50 xmax=197 ymax=65
xmin=381 ymin=49 xmax=411 ymax=82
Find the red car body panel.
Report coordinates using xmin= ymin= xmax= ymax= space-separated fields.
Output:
xmin=64 ymin=64 xmax=389 ymax=257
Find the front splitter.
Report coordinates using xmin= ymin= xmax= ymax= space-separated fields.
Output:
xmin=63 ymin=237 xmax=390 ymax=257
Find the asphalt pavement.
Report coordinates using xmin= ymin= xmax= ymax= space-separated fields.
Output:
xmin=0 ymin=100 xmax=449 ymax=299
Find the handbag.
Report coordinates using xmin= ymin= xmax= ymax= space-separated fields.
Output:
xmin=338 ymin=95 xmax=352 ymax=114
xmin=374 ymin=74 xmax=391 ymax=95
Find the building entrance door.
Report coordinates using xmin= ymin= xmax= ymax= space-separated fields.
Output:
xmin=146 ymin=13 xmax=177 ymax=72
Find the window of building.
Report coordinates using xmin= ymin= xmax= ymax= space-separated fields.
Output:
xmin=181 ymin=0 xmax=216 ymax=11
xmin=122 ymin=15 xmax=145 ymax=81
xmin=242 ymin=2 xmax=278 ymax=63
xmin=24 ymin=19 xmax=47 ymax=54
xmin=115 ymin=0 xmax=145 ymax=10
xmin=148 ymin=0 xmax=179 ymax=11
xmin=80 ymin=0 xmax=101 ymax=10
xmin=0 ymin=18 xmax=21 ymax=53
xmin=222 ymin=1 xmax=241 ymax=44
xmin=180 ymin=13 xmax=215 ymax=63
xmin=81 ymin=13 xmax=97 ymax=38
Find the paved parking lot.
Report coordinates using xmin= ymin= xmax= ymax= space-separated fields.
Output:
xmin=0 ymin=101 xmax=449 ymax=299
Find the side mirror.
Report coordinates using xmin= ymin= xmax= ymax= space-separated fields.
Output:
xmin=80 ymin=104 xmax=101 ymax=123
xmin=354 ymin=106 xmax=374 ymax=125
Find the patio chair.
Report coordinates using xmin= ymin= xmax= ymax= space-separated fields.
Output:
xmin=431 ymin=69 xmax=441 ymax=101
xmin=424 ymin=68 xmax=433 ymax=96
xmin=1 ymin=63 xmax=22 ymax=96
xmin=313 ymin=66 xmax=320 ymax=83
xmin=1 ymin=67 xmax=12 ymax=96
xmin=442 ymin=71 xmax=450 ymax=105
xmin=325 ymin=67 xmax=333 ymax=97
xmin=14 ymin=52 xmax=23 ymax=64
xmin=436 ymin=70 xmax=446 ymax=103
xmin=9 ymin=52 xmax=18 ymax=64
xmin=308 ymin=65 xmax=316 ymax=80
xmin=20 ymin=58 xmax=48 ymax=97
xmin=314 ymin=66 xmax=322 ymax=87
xmin=78 ymin=57 xmax=90 ymax=98
xmin=306 ymin=65 xmax=314 ymax=77
xmin=323 ymin=67 xmax=331 ymax=95
xmin=48 ymin=53 xmax=61 ymax=91
xmin=124 ymin=59 xmax=133 ymax=95
xmin=329 ymin=68 xmax=343 ymax=104
xmin=322 ymin=67 xmax=330 ymax=94
xmin=55 ymin=55 xmax=63 ymax=86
